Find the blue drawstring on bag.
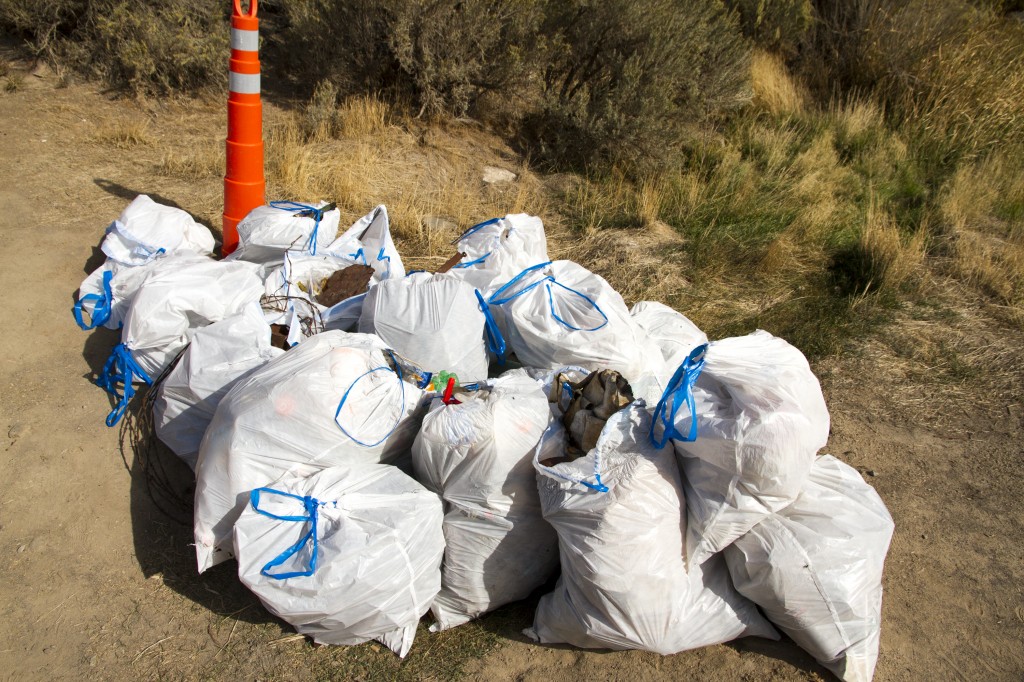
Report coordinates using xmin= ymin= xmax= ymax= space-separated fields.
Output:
xmin=650 ymin=343 xmax=708 ymax=449
xmin=97 ymin=343 xmax=152 ymax=427
xmin=334 ymin=350 xmax=406 ymax=447
xmin=73 ymin=269 xmax=114 ymax=330
xmin=270 ymin=201 xmax=329 ymax=255
xmin=475 ymin=289 xmax=507 ymax=364
xmin=489 ymin=262 xmax=609 ymax=332
xmin=250 ymin=487 xmax=331 ymax=579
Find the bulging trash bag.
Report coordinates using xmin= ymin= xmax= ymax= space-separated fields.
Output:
xmin=487 ymin=261 xmax=651 ymax=386
xmin=725 ymin=455 xmax=894 ymax=682
xmin=154 ymin=302 xmax=284 ymax=471
xmin=359 ymin=272 xmax=495 ymax=384
xmin=193 ymin=331 xmax=426 ymax=573
xmin=446 ymin=214 xmax=549 ymax=296
xmin=326 ymin=204 xmax=405 ymax=281
xmin=100 ymin=194 xmax=215 ymax=266
xmin=74 ymin=258 xmax=163 ymax=331
xmin=411 ymin=369 xmax=558 ymax=631
xmin=234 ymin=464 xmax=444 ymax=657
xmin=230 ymin=201 xmax=341 ymax=263
xmin=630 ymin=300 xmax=708 ymax=374
xmin=96 ymin=256 xmax=265 ymax=426
xmin=527 ymin=400 xmax=777 ymax=654
xmin=660 ymin=330 xmax=830 ymax=567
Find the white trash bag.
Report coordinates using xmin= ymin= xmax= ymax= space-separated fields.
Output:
xmin=657 ymin=330 xmax=831 ymax=567
xmin=411 ymin=369 xmax=558 ymax=631
xmin=630 ymin=300 xmax=708 ymax=374
xmin=447 ymin=214 xmax=549 ymax=295
xmin=326 ymin=204 xmax=405 ymax=281
xmin=100 ymin=194 xmax=215 ymax=266
xmin=96 ymin=255 xmax=264 ymax=427
xmin=193 ymin=331 xmax=425 ymax=572
xmin=725 ymin=455 xmax=895 ymax=682
xmin=230 ymin=201 xmax=341 ymax=263
xmin=74 ymin=258 xmax=165 ymax=331
xmin=486 ymin=261 xmax=652 ymax=385
xmin=234 ymin=464 xmax=444 ymax=657
xmin=527 ymin=400 xmax=777 ymax=653
xmin=154 ymin=302 xmax=284 ymax=470
xmin=359 ymin=272 xmax=496 ymax=384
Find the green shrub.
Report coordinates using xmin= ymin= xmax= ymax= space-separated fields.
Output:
xmin=281 ymin=0 xmax=542 ymax=117
xmin=0 ymin=0 xmax=228 ymax=95
xmin=524 ymin=0 xmax=751 ymax=171
xmin=726 ymin=0 xmax=813 ymax=56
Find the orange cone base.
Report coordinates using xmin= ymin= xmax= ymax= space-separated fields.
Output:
xmin=222 ymin=177 xmax=265 ymax=256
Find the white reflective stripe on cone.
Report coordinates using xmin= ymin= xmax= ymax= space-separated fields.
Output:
xmin=231 ymin=28 xmax=259 ymax=51
xmin=229 ymin=71 xmax=260 ymax=95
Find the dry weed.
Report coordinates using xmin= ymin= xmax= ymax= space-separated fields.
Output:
xmin=158 ymin=143 xmax=222 ymax=180
xmin=750 ymin=50 xmax=806 ymax=117
xmin=860 ymin=203 xmax=927 ymax=294
xmin=93 ymin=117 xmax=153 ymax=149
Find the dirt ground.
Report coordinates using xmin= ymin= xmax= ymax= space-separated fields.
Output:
xmin=1 ymin=60 xmax=1022 ymax=682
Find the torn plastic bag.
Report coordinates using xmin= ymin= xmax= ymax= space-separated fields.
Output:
xmin=96 ymin=256 xmax=264 ymax=426
xmin=234 ymin=464 xmax=444 ymax=657
xmin=487 ymin=261 xmax=651 ymax=385
xmin=154 ymin=302 xmax=284 ymax=471
xmin=630 ymin=301 xmax=708 ymax=374
xmin=193 ymin=331 xmax=426 ymax=573
xmin=326 ymin=204 xmax=405 ymax=281
xmin=526 ymin=401 xmax=777 ymax=653
xmin=358 ymin=272 xmax=496 ymax=384
xmin=725 ymin=455 xmax=894 ymax=682
xmin=229 ymin=201 xmax=341 ymax=263
xmin=658 ymin=330 xmax=830 ymax=567
xmin=100 ymin=194 xmax=215 ymax=266
xmin=411 ymin=369 xmax=557 ymax=631
xmin=447 ymin=214 xmax=549 ymax=296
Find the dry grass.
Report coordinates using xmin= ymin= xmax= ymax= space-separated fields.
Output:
xmin=859 ymin=202 xmax=927 ymax=295
xmin=750 ymin=50 xmax=806 ymax=117
xmin=93 ymin=117 xmax=153 ymax=149
xmin=4 ymin=72 xmax=24 ymax=92
xmin=266 ymin=107 xmax=550 ymax=259
xmin=157 ymin=142 xmax=222 ymax=180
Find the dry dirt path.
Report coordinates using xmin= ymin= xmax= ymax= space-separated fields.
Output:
xmin=0 ymin=68 xmax=1022 ymax=681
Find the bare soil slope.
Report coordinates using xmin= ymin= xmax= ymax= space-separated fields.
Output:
xmin=0 ymin=65 xmax=1021 ymax=681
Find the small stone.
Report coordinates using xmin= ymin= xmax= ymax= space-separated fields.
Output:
xmin=8 ymin=423 xmax=25 ymax=440
xmin=17 ymin=544 xmax=26 ymax=553
xmin=482 ymin=166 xmax=516 ymax=184
xmin=421 ymin=215 xmax=458 ymax=232
xmin=43 ymin=646 xmax=55 ymax=655
xmin=867 ymin=470 xmax=877 ymax=477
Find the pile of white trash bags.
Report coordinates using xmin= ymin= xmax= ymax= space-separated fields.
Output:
xmin=74 ymin=196 xmax=894 ymax=678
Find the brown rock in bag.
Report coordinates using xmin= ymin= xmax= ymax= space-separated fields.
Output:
xmin=317 ymin=264 xmax=375 ymax=308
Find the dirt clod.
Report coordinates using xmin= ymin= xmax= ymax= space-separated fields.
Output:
xmin=317 ymin=264 xmax=374 ymax=308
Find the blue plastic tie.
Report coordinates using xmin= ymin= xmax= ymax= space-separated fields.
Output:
xmin=475 ymin=289 xmax=507 ymax=364
xmin=73 ymin=269 xmax=114 ymax=330
xmin=452 ymin=252 xmax=491 ymax=269
xmin=650 ymin=343 xmax=709 ymax=448
xmin=250 ymin=488 xmax=328 ymax=579
xmin=97 ymin=343 xmax=152 ymax=427
xmin=489 ymin=262 xmax=608 ymax=332
xmin=452 ymin=217 xmax=501 ymax=245
xmin=376 ymin=247 xmax=392 ymax=278
xmin=270 ymin=201 xmax=326 ymax=255
xmin=334 ymin=350 xmax=405 ymax=447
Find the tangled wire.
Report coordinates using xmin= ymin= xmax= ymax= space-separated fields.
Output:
xmin=117 ymin=346 xmax=194 ymax=525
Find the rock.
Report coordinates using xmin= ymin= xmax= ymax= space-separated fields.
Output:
xmin=421 ymin=215 xmax=458 ymax=233
xmin=8 ymin=422 xmax=25 ymax=441
xmin=482 ymin=166 xmax=517 ymax=185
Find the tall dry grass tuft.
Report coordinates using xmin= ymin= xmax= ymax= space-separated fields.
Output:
xmin=859 ymin=202 xmax=927 ymax=295
xmin=750 ymin=50 xmax=806 ymax=117
xmin=92 ymin=117 xmax=153 ymax=149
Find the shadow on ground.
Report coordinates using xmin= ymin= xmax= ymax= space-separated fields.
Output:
xmin=93 ymin=177 xmax=222 ymax=242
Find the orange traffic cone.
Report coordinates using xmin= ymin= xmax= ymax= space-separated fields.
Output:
xmin=222 ymin=0 xmax=265 ymax=256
